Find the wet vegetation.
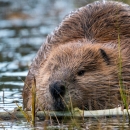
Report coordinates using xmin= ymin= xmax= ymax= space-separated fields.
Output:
xmin=0 ymin=0 xmax=130 ymax=129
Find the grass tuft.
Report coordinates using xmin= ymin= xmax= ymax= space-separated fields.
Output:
xmin=16 ymin=103 xmax=31 ymax=122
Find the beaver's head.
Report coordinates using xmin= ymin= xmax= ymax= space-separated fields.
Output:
xmin=36 ymin=41 xmax=120 ymax=111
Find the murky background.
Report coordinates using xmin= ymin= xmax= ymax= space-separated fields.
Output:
xmin=0 ymin=0 xmax=130 ymax=129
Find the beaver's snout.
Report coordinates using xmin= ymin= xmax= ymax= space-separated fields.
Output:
xmin=49 ymin=81 xmax=66 ymax=110
xmin=49 ymin=81 xmax=66 ymax=99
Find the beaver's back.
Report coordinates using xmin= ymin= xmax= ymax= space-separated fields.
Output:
xmin=23 ymin=1 xmax=130 ymax=109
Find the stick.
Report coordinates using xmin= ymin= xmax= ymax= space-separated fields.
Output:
xmin=0 ymin=107 xmax=129 ymax=120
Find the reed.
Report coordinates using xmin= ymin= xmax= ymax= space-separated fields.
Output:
xmin=117 ymin=30 xmax=130 ymax=124
xmin=31 ymin=76 xmax=36 ymax=126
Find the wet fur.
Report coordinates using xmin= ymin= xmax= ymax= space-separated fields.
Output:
xmin=23 ymin=1 xmax=130 ymax=110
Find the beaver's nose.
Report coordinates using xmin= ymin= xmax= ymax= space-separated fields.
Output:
xmin=49 ymin=81 xmax=66 ymax=99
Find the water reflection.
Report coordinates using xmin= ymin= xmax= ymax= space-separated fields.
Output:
xmin=0 ymin=0 xmax=77 ymax=129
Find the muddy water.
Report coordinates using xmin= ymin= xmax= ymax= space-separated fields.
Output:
xmin=0 ymin=0 xmax=129 ymax=129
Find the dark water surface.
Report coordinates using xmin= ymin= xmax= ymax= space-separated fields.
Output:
xmin=0 ymin=0 xmax=130 ymax=129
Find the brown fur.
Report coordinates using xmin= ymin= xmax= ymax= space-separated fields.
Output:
xmin=23 ymin=1 xmax=130 ymax=110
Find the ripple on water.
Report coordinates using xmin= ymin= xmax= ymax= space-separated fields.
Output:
xmin=0 ymin=71 xmax=27 ymax=77
xmin=0 ymin=29 xmax=15 ymax=38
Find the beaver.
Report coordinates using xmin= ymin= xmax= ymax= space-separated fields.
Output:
xmin=23 ymin=1 xmax=130 ymax=111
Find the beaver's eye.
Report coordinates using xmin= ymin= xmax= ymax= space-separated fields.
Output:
xmin=77 ymin=70 xmax=86 ymax=76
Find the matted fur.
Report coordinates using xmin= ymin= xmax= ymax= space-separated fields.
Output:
xmin=23 ymin=1 xmax=130 ymax=110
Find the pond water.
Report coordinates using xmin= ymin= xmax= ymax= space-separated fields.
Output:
xmin=0 ymin=0 xmax=130 ymax=129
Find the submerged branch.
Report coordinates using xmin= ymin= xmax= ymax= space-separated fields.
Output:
xmin=0 ymin=107 xmax=130 ymax=120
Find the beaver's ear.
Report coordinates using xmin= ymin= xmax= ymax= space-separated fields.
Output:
xmin=99 ymin=49 xmax=110 ymax=65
